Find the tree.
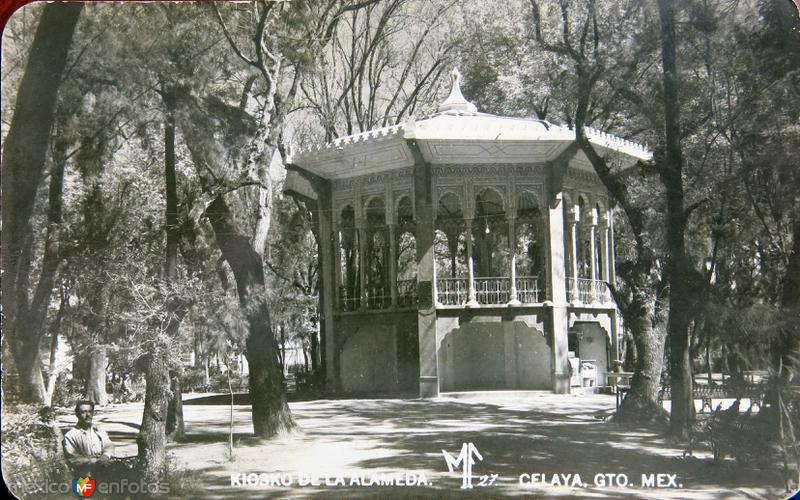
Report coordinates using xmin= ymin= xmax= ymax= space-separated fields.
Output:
xmin=266 ymin=195 xmax=322 ymax=379
xmin=169 ymin=0 xmax=395 ymax=438
xmin=299 ymin=0 xmax=458 ymax=141
xmin=2 ymin=2 xmax=83 ymax=403
xmin=161 ymin=89 xmax=186 ymax=441
xmin=516 ymin=0 xmax=671 ymax=421
xmin=652 ymin=0 xmax=693 ymax=439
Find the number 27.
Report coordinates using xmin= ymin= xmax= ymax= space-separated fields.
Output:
xmin=478 ymin=474 xmax=499 ymax=486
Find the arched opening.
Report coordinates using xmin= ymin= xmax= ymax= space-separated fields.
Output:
xmin=339 ymin=205 xmax=358 ymax=310
xmin=365 ymin=197 xmax=388 ymax=309
xmin=473 ymin=187 xmax=507 ymax=277
xmin=471 ymin=187 xmax=508 ymax=304
xmin=516 ymin=191 xmax=544 ymax=302
xmin=577 ymin=196 xmax=591 ymax=279
xmin=435 ymin=192 xmax=467 ymax=305
xmin=396 ymin=196 xmax=417 ymax=307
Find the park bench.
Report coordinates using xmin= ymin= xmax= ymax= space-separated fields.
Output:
xmin=658 ymin=382 xmax=764 ymax=413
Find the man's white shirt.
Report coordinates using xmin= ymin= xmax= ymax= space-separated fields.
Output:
xmin=63 ymin=425 xmax=114 ymax=460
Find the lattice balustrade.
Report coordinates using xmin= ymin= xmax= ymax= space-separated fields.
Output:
xmin=436 ymin=278 xmax=468 ymax=305
xmin=475 ymin=277 xmax=511 ymax=305
xmin=397 ymin=279 xmax=418 ymax=307
xmin=567 ymin=278 xmax=611 ymax=304
xmin=435 ymin=276 xmax=542 ymax=306
xmin=515 ymin=277 xmax=540 ymax=303
xmin=339 ymin=286 xmax=359 ymax=311
xmin=364 ymin=285 xmax=391 ymax=310
xmin=593 ymin=280 xmax=611 ymax=303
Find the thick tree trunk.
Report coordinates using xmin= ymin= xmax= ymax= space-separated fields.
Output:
xmin=1 ymin=2 xmax=82 ymax=404
xmin=18 ymin=357 xmax=48 ymax=404
xmin=174 ymin=89 xmax=294 ymax=438
xmin=573 ymin=80 xmax=666 ymax=425
xmin=279 ymin=323 xmax=286 ymax=373
xmin=310 ymin=328 xmax=319 ymax=373
xmin=623 ymin=330 xmax=637 ymax=372
xmin=137 ymin=352 xmax=170 ymax=482
xmin=82 ymin=275 xmax=111 ymax=404
xmin=615 ymin=298 xmax=668 ymax=423
xmin=15 ymin=140 xmax=69 ymax=403
xmin=166 ymin=370 xmax=185 ymax=440
xmin=776 ymin=218 xmax=800 ymax=374
xmin=657 ymin=0 xmax=693 ymax=440
xmin=84 ymin=344 xmax=108 ymax=406
xmin=206 ymin=195 xmax=294 ymax=437
xmin=162 ymin=90 xmax=185 ymax=440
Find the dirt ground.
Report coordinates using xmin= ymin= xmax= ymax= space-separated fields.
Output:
xmin=57 ymin=391 xmax=789 ymax=499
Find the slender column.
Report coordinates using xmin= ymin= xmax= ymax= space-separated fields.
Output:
xmin=610 ymin=309 xmax=619 ymax=371
xmin=590 ymin=216 xmax=598 ymax=282
xmin=570 ymin=216 xmax=579 ymax=303
xmin=432 ymin=256 xmax=441 ymax=306
xmin=609 ymin=211 xmax=617 ymax=285
xmin=508 ymin=218 xmax=520 ymax=305
xmin=333 ymin=230 xmax=343 ymax=309
xmin=357 ymin=224 xmax=367 ymax=309
xmin=600 ymin=220 xmax=610 ymax=303
xmin=590 ymin=209 xmax=598 ymax=302
xmin=388 ymin=224 xmax=398 ymax=307
xmin=465 ymin=218 xmax=479 ymax=307
xmin=601 ymin=223 xmax=610 ymax=282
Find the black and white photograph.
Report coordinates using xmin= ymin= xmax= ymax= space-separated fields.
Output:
xmin=1 ymin=0 xmax=799 ymax=498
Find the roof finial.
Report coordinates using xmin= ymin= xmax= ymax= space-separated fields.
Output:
xmin=438 ymin=67 xmax=478 ymax=114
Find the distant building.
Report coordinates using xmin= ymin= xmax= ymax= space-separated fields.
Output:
xmin=285 ymin=69 xmax=650 ymax=397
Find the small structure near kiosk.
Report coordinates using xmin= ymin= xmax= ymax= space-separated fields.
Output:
xmin=285 ymin=69 xmax=650 ymax=397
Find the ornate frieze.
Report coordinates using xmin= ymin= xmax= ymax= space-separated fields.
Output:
xmin=564 ymin=167 xmax=601 ymax=186
xmin=431 ymin=164 xmax=547 ymax=180
xmin=332 ymin=166 xmax=413 ymax=190
xmin=431 ymin=165 xmax=550 ymax=220
xmin=422 ymin=141 xmax=563 ymax=164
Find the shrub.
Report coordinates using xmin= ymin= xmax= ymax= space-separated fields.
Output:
xmin=2 ymin=405 xmax=71 ymax=498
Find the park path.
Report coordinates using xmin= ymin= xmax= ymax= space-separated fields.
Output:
xmin=61 ymin=392 xmax=784 ymax=499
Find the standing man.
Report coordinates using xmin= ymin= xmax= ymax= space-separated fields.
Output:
xmin=63 ymin=400 xmax=115 ymax=474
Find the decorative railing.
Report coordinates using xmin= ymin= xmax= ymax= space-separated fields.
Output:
xmin=593 ymin=280 xmax=611 ymax=303
xmin=436 ymin=276 xmax=541 ymax=306
xmin=339 ymin=281 xmax=418 ymax=311
xmin=340 ymin=275 xmax=548 ymax=310
xmin=339 ymin=286 xmax=359 ymax=311
xmin=436 ymin=277 xmax=468 ymax=305
xmin=365 ymin=285 xmax=390 ymax=310
xmin=567 ymin=278 xmax=611 ymax=304
xmin=397 ymin=279 xmax=418 ymax=308
xmin=475 ymin=277 xmax=510 ymax=305
xmin=515 ymin=277 xmax=541 ymax=303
